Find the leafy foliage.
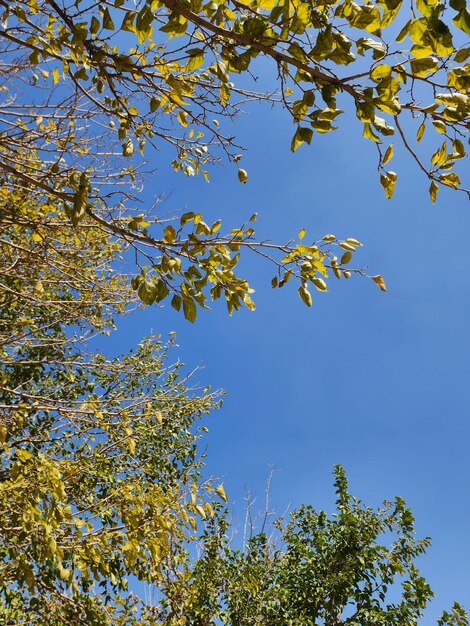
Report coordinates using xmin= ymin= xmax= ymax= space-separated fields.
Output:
xmin=0 ymin=151 xmax=380 ymax=320
xmin=1 ymin=0 xmax=468 ymax=318
xmin=0 ymin=183 xmax=221 ymax=624
xmin=0 ymin=0 xmax=468 ymax=206
xmin=0 ymin=3 xmax=468 ymax=624
xmin=159 ymin=467 xmax=469 ymax=626
xmin=0 ymin=337 xmax=220 ymax=624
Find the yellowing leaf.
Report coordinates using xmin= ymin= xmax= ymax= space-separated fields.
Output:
xmin=431 ymin=142 xmax=447 ymax=166
xmin=177 ymin=110 xmax=188 ymax=127
xmin=382 ymin=144 xmax=394 ymax=165
xmin=416 ymin=121 xmax=426 ymax=143
xmin=380 ymin=171 xmax=397 ymax=199
xmin=238 ymin=168 xmax=248 ymax=184
xmin=203 ymin=502 xmax=215 ymax=516
xmin=215 ymin=484 xmax=228 ymax=503
xmin=183 ymin=297 xmax=197 ymax=323
xmin=122 ymin=138 xmax=134 ymax=157
xmin=101 ymin=7 xmax=115 ymax=30
xmin=410 ymin=56 xmax=438 ymax=77
xmin=372 ymin=274 xmax=387 ymax=291
xmin=312 ymin=277 xmax=328 ymax=291
xmin=195 ymin=504 xmax=206 ymax=519
xmin=298 ymin=285 xmax=313 ymax=307
xmin=370 ymin=64 xmax=392 ymax=81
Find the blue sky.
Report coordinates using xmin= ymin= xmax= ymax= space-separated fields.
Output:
xmin=105 ymin=86 xmax=469 ymax=619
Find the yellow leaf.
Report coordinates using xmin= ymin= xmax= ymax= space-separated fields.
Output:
xmin=416 ymin=121 xmax=426 ymax=143
xmin=429 ymin=180 xmax=439 ymax=203
xmin=204 ymin=502 xmax=215 ymax=516
xmin=298 ymin=285 xmax=313 ymax=307
xmin=215 ymin=484 xmax=228 ymax=503
xmin=372 ymin=274 xmax=387 ymax=291
xmin=312 ymin=277 xmax=328 ymax=291
xmin=339 ymin=241 xmax=356 ymax=251
xmin=238 ymin=168 xmax=248 ymax=184
xmin=195 ymin=504 xmax=206 ymax=519
xmin=259 ymin=0 xmax=277 ymax=8
xmin=370 ymin=64 xmax=392 ymax=81
xmin=177 ymin=110 xmax=188 ymax=127
xmin=122 ymin=139 xmax=134 ymax=157
xmin=382 ymin=144 xmax=394 ymax=165
xmin=345 ymin=238 xmax=362 ymax=246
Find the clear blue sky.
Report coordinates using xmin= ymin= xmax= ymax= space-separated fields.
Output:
xmin=103 ymin=81 xmax=470 ymax=619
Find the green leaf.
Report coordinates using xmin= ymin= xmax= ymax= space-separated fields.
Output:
xmin=138 ymin=279 xmax=157 ymax=305
xmin=410 ymin=56 xmax=439 ymax=77
xmin=183 ymin=297 xmax=197 ymax=322
xmin=453 ymin=9 xmax=470 ymax=35
xmin=90 ymin=15 xmax=100 ymax=36
xmin=357 ymin=37 xmax=386 ymax=59
xmin=432 ymin=120 xmax=446 ymax=134
xmin=100 ymin=7 xmax=115 ymax=30
xmin=454 ymin=46 xmax=470 ymax=62
xmin=171 ymin=294 xmax=182 ymax=311
xmin=120 ymin=10 xmax=136 ymax=32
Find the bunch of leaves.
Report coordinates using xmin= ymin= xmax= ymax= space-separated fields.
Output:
xmin=129 ymin=215 xmax=385 ymax=319
xmin=1 ymin=152 xmax=384 ymax=322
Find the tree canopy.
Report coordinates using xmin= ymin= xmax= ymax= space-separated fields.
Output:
xmin=1 ymin=0 xmax=469 ymax=198
xmin=161 ymin=467 xmax=469 ymax=626
xmin=0 ymin=184 xmax=224 ymax=623
xmin=0 ymin=0 xmax=469 ymax=624
xmin=0 ymin=0 xmax=468 ymax=316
